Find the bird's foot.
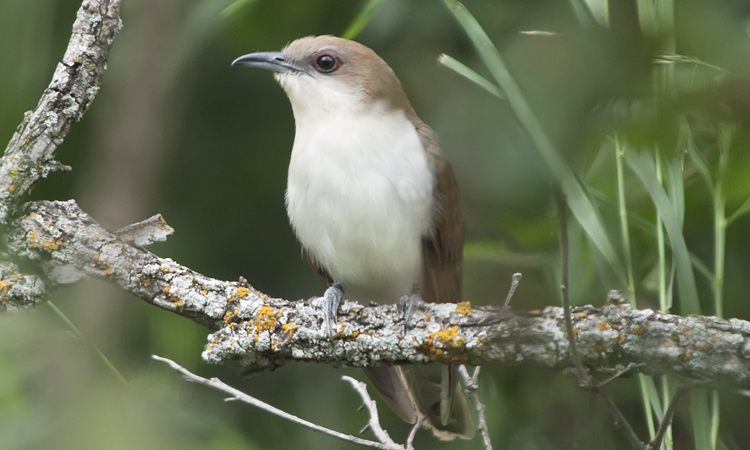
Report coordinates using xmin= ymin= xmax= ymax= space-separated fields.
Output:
xmin=399 ymin=293 xmax=419 ymax=334
xmin=323 ymin=283 xmax=344 ymax=341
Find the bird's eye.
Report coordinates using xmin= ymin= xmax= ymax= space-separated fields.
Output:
xmin=313 ymin=53 xmax=340 ymax=73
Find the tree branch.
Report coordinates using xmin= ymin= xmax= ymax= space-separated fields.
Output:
xmin=2 ymin=200 xmax=750 ymax=386
xmin=152 ymin=355 xmax=403 ymax=450
xmin=0 ymin=0 xmax=122 ymax=224
xmin=3 ymin=0 xmax=750 ymax=401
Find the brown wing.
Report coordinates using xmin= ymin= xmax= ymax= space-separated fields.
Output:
xmin=416 ymin=123 xmax=464 ymax=305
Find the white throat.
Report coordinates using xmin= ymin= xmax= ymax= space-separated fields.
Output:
xmin=284 ymin=96 xmax=435 ymax=303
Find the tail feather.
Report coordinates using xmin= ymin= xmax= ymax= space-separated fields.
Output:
xmin=363 ymin=364 xmax=475 ymax=440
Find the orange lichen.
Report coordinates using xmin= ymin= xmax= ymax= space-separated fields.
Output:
xmin=28 ymin=230 xmax=38 ymax=246
xmin=575 ymin=312 xmax=588 ymax=320
xmin=680 ymin=325 xmax=690 ymax=334
xmin=41 ymin=238 xmax=62 ymax=251
xmin=162 ymin=284 xmax=183 ymax=306
xmin=416 ymin=326 xmax=467 ymax=361
xmin=201 ymin=289 xmax=208 ymax=296
xmin=236 ymin=287 xmax=250 ymax=299
xmin=282 ymin=322 xmax=299 ymax=341
xmin=663 ymin=340 xmax=673 ymax=347
xmin=424 ymin=313 xmax=430 ymax=322
xmin=160 ymin=264 xmax=170 ymax=272
xmin=696 ymin=342 xmax=711 ymax=352
xmin=594 ymin=341 xmax=607 ymax=354
xmin=140 ymin=276 xmax=150 ymax=287
xmin=8 ymin=185 xmax=14 ymax=193
xmin=681 ymin=350 xmax=691 ymax=361
xmin=433 ymin=326 xmax=464 ymax=347
xmin=598 ymin=322 xmax=610 ymax=331
xmin=255 ymin=305 xmax=279 ymax=334
xmin=456 ymin=301 xmax=473 ymax=317
xmin=618 ymin=333 xmax=626 ymax=345
xmin=632 ymin=325 xmax=645 ymax=335
xmin=0 ymin=280 xmax=13 ymax=299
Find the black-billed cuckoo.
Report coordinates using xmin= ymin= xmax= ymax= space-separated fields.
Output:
xmin=233 ymin=35 xmax=474 ymax=440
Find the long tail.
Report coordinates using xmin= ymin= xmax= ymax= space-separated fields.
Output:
xmin=362 ymin=364 xmax=475 ymax=440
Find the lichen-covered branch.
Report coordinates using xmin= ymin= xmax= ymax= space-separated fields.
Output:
xmin=0 ymin=0 xmax=122 ymax=224
xmin=2 ymin=0 xmax=750 ymax=395
xmin=4 ymin=200 xmax=750 ymax=386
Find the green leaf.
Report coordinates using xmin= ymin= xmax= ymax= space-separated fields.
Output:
xmin=690 ymin=390 xmax=714 ymax=450
xmin=221 ymin=0 xmax=257 ymax=17
xmin=727 ymin=196 xmax=750 ymax=225
xmin=342 ymin=0 xmax=389 ymax=40
xmin=464 ymin=240 xmax=548 ymax=266
xmin=624 ymin=149 xmax=701 ymax=315
xmin=438 ymin=54 xmax=504 ymax=99
xmin=684 ymin=121 xmax=713 ymax=189
xmin=443 ymin=0 xmax=626 ymax=283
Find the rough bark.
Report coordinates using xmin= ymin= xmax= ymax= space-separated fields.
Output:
xmin=2 ymin=199 xmax=750 ymax=386
xmin=0 ymin=0 xmax=122 ymax=224
xmin=2 ymin=0 xmax=750 ymax=390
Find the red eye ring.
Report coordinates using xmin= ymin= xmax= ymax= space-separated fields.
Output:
xmin=313 ymin=52 xmax=341 ymax=73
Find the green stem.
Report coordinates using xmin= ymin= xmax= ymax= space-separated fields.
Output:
xmin=710 ymin=126 xmax=731 ymax=449
xmin=46 ymin=301 xmax=128 ymax=386
xmin=616 ymin=135 xmax=656 ymax=440
xmin=615 ymin=136 xmax=637 ymax=309
xmin=655 ymin=150 xmax=673 ymax=450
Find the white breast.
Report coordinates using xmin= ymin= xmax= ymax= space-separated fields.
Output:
xmin=285 ymin=102 xmax=434 ymax=303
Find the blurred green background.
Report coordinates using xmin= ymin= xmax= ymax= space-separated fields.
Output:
xmin=2 ymin=0 xmax=750 ymax=449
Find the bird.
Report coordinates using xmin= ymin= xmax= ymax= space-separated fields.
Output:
xmin=232 ymin=35 xmax=474 ymax=440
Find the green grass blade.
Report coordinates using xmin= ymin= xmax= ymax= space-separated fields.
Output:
xmin=342 ymin=0 xmax=389 ymax=40
xmin=726 ymin=196 xmax=750 ymax=225
xmin=690 ymin=390 xmax=714 ymax=450
xmin=444 ymin=0 xmax=625 ymax=283
xmin=690 ymin=252 xmax=714 ymax=282
xmin=568 ymin=0 xmax=597 ymax=26
xmin=46 ymin=301 xmax=128 ymax=386
xmin=665 ymin=157 xmax=685 ymax=226
xmin=684 ymin=121 xmax=713 ymax=189
xmin=221 ymin=0 xmax=257 ymax=17
xmin=644 ymin=375 xmax=664 ymax=420
xmin=438 ymin=54 xmax=505 ymax=99
xmin=464 ymin=240 xmax=548 ymax=266
xmin=624 ymin=150 xmax=701 ymax=315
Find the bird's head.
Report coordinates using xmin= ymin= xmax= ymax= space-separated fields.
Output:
xmin=232 ymin=35 xmax=412 ymax=116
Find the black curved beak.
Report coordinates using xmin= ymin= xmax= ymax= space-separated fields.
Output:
xmin=231 ymin=52 xmax=305 ymax=74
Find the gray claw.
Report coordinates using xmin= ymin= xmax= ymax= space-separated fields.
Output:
xmin=323 ymin=283 xmax=343 ymax=341
xmin=400 ymin=294 xmax=416 ymax=334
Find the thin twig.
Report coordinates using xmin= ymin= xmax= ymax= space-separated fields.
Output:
xmin=342 ymin=376 xmax=400 ymax=448
xmin=591 ymin=389 xmax=648 ymax=450
xmin=648 ymin=386 xmax=689 ymax=450
xmin=595 ymin=363 xmax=644 ymax=389
xmin=555 ymin=189 xmax=588 ymax=385
xmin=503 ymin=273 xmax=522 ymax=307
xmin=405 ymin=416 xmax=426 ymax=450
xmin=152 ymin=355 xmax=402 ymax=450
xmin=459 ymin=365 xmax=493 ymax=450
